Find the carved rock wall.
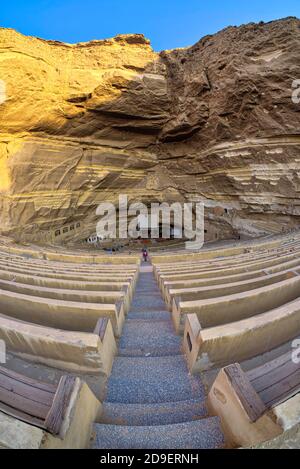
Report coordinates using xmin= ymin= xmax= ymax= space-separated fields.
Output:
xmin=0 ymin=18 xmax=299 ymax=244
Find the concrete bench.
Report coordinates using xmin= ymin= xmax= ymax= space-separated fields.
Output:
xmin=151 ymin=235 xmax=300 ymax=265
xmin=165 ymin=270 xmax=296 ymax=311
xmin=0 ymin=255 xmax=138 ymax=275
xmin=153 ymin=243 xmax=300 ymax=275
xmin=183 ymin=298 xmax=300 ymax=373
xmin=0 ymin=288 xmax=126 ymax=337
xmin=0 ymin=278 xmax=131 ymax=313
xmin=0 ymin=367 xmax=101 ymax=448
xmin=157 ymin=251 xmax=300 ymax=290
xmin=154 ymin=248 xmax=290 ymax=276
xmin=161 ymin=270 xmax=267 ymax=301
xmin=0 ymin=253 xmax=139 ymax=274
xmin=0 ymin=269 xmax=134 ymax=299
xmin=173 ymin=273 xmax=300 ymax=333
xmin=0 ymin=313 xmax=117 ymax=375
xmin=0 ymin=262 xmax=138 ymax=288
xmin=160 ymin=257 xmax=300 ymax=300
xmin=0 ymin=244 xmax=140 ymax=265
xmin=207 ymin=354 xmax=300 ymax=448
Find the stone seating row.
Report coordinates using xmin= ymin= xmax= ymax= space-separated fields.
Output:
xmin=174 ymin=271 xmax=300 ymax=334
xmin=0 ymin=247 xmax=139 ymax=355
xmin=0 ymin=239 xmax=140 ymax=265
xmin=0 ymin=251 xmax=139 ymax=273
xmin=0 ymin=255 xmax=138 ymax=337
xmin=165 ymin=269 xmax=297 ymax=312
xmin=0 ymin=261 xmax=138 ymax=289
xmin=160 ymin=255 xmax=300 ymax=299
xmin=153 ymin=235 xmax=300 ymax=268
xmin=0 ymin=280 xmax=127 ymax=336
xmin=0 ymin=313 xmax=117 ymax=375
xmin=0 ymin=276 xmax=131 ymax=310
xmin=0 ymin=268 xmax=134 ymax=297
xmin=150 ymin=233 xmax=300 ymax=265
xmin=158 ymin=249 xmax=300 ymax=293
xmin=0 ymin=255 xmax=139 ymax=280
xmin=183 ymin=292 xmax=300 ymax=374
xmin=153 ymin=240 xmax=300 ymax=277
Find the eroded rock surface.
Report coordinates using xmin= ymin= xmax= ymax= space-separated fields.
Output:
xmin=0 ymin=17 xmax=299 ymax=244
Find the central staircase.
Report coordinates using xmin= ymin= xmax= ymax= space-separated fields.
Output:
xmin=92 ymin=265 xmax=224 ymax=449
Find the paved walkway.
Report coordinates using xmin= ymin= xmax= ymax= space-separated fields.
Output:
xmin=93 ymin=265 xmax=224 ymax=449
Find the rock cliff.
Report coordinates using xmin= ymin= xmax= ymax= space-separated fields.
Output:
xmin=0 ymin=17 xmax=299 ymax=244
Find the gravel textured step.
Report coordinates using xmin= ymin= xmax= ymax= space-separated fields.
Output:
xmin=130 ymin=296 xmax=166 ymax=311
xmin=127 ymin=310 xmax=170 ymax=320
xmin=92 ymin=417 xmax=225 ymax=449
xmin=106 ymin=356 xmax=205 ymax=404
xmin=101 ymin=399 xmax=208 ymax=426
xmin=118 ymin=319 xmax=182 ymax=357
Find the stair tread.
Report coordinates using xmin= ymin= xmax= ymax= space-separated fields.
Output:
xmin=118 ymin=348 xmax=182 ymax=357
xmin=119 ymin=317 xmax=180 ymax=356
xmin=127 ymin=311 xmax=170 ymax=320
xmin=106 ymin=356 xmax=205 ymax=404
xmin=101 ymin=399 xmax=208 ymax=426
xmin=119 ymin=320 xmax=181 ymax=355
xmin=92 ymin=417 xmax=224 ymax=449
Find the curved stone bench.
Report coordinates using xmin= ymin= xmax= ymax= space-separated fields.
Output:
xmin=0 ymin=256 xmax=138 ymax=276
xmin=0 ymin=288 xmax=126 ymax=337
xmin=160 ymin=257 xmax=300 ymax=300
xmin=0 ymin=314 xmax=117 ymax=375
xmin=151 ymin=235 xmax=300 ymax=264
xmin=0 ymin=278 xmax=131 ymax=313
xmin=0 ymin=253 xmax=139 ymax=274
xmin=0 ymin=269 xmax=134 ymax=298
xmin=207 ymin=354 xmax=300 ymax=448
xmin=165 ymin=270 xmax=296 ymax=310
xmin=154 ymin=246 xmax=299 ymax=275
xmin=183 ymin=298 xmax=300 ymax=373
xmin=157 ymin=250 xmax=300 ymax=290
xmin=0 ymin=262 xmax=137 ymax=287
xmin=161 ymin=270 xmax=267 ymax=300
xmin=173 ymin=274 xmax=300 ymax=333
xmin=0 ymin=368 xmax=101 ymax=449
xmin=1 ymin=243 xmax=140 ymax=265
xmin=154 ymin=248 xmax=294 ymax=276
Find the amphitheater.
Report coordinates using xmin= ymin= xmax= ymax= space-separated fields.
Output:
xmin=0 ymin=17 xmax=300 ymax=449
xmin=0 ymin=231 xmax=298 ymax=449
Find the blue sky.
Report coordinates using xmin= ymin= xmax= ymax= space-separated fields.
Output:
xmin=1 ymin=0 xmax=299 ymax=51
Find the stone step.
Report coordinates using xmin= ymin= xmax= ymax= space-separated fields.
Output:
xmin=101 ymin=399 xmax=208 ymax=426
xmin=127 ymin=310 xmax=170 ymax=320
xmin=118 ymin=319 xmax=182 ymax=357
xmin=130 ymin=296 xmax=166 ymax=311
xmin=92 ymin=417 xmax=224 ymax=449
xmin=134 ymin=290 xmax=161 ymax=295
xmin=105 ymin=356 xmax=205 ymax=404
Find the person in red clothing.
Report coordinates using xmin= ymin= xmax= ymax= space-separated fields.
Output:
xmin=142 ymin=248 xmax=148 ymax=262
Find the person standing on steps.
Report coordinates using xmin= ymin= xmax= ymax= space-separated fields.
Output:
xmin=142 ymin=248 xmax=148 ymax=262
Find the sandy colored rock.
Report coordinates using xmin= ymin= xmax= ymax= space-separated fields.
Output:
xmin=0 ymin=18 xmax=300 ymax=243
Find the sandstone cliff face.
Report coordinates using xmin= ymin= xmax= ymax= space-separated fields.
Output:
xmin=0 ymin=18 xmax=299 ymax=244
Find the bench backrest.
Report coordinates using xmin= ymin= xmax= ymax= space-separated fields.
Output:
xmin=0 ymin=366 xmax=76 ymax=435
